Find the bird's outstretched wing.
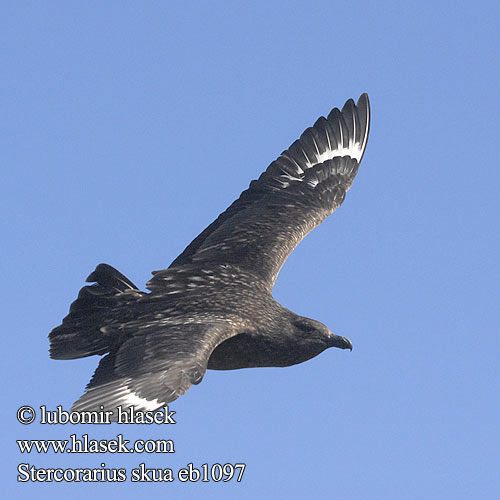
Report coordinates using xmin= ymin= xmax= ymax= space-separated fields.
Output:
xmin=150 ymin=94 xmax=370 ymax=290
xmin=71 ymin=322 xmax=235 ymax=416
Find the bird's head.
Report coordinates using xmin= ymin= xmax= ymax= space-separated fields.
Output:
xmin=292 ymin=316 xmax=353 ymax=352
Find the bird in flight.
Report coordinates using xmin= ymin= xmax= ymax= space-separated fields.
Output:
xmin=49 ymin=94 xmax=370 ymax=415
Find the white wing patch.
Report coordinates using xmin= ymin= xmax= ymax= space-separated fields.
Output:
xmin=72 ymin=378 xmax=164 ymax=414
xmin=314 ymin=143 xmax=361 ymax=164
xmin=277 ymin=95 xmax=370 ymax=179
xmin=311 ymin=126 xmax=365 ymax=165
xmin=119 ymin=387 xmax=162 ymax=411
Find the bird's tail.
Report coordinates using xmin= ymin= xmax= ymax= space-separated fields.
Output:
xmin=49 ymin=264 xmax=142 ymax=360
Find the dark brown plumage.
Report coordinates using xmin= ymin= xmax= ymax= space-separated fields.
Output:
xmin=49 ymin=94 xmax=370 ymax=415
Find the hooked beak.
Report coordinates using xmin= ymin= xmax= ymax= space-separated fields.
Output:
xmin=330 ymin=334 xmax=353 ymax=351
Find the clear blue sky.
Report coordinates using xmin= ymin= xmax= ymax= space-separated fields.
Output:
xmin=3 ymin=1 xmax=499 ymax=498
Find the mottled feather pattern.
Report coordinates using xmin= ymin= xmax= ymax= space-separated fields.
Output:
xmin=49 ymin=264 xmax=144 ymax=360
xmin=49 ymin=94 xmax=370 ymax=414
xmin=181 ymin=155 xmax=360 ymax=286
xmin=167 ymin=94 xmax=369 ymax=271
xmin=71 ymin=322 xmax=235 ymax=416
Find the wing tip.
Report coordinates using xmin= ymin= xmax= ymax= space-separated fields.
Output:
xmin=355 ymin=92 xmax=370 ymax=163
xmin=325 ymin=92 xmax=371 ymax=163
xmin=358 ymin=92 xmax=370 ymax=106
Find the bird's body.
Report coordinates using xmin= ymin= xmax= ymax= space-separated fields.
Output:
xmin=49 ymin=94 xmax=370 ymax=415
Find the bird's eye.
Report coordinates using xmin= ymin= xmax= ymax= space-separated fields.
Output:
xmin=295 ymin=321 xmax=317 ymax=333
